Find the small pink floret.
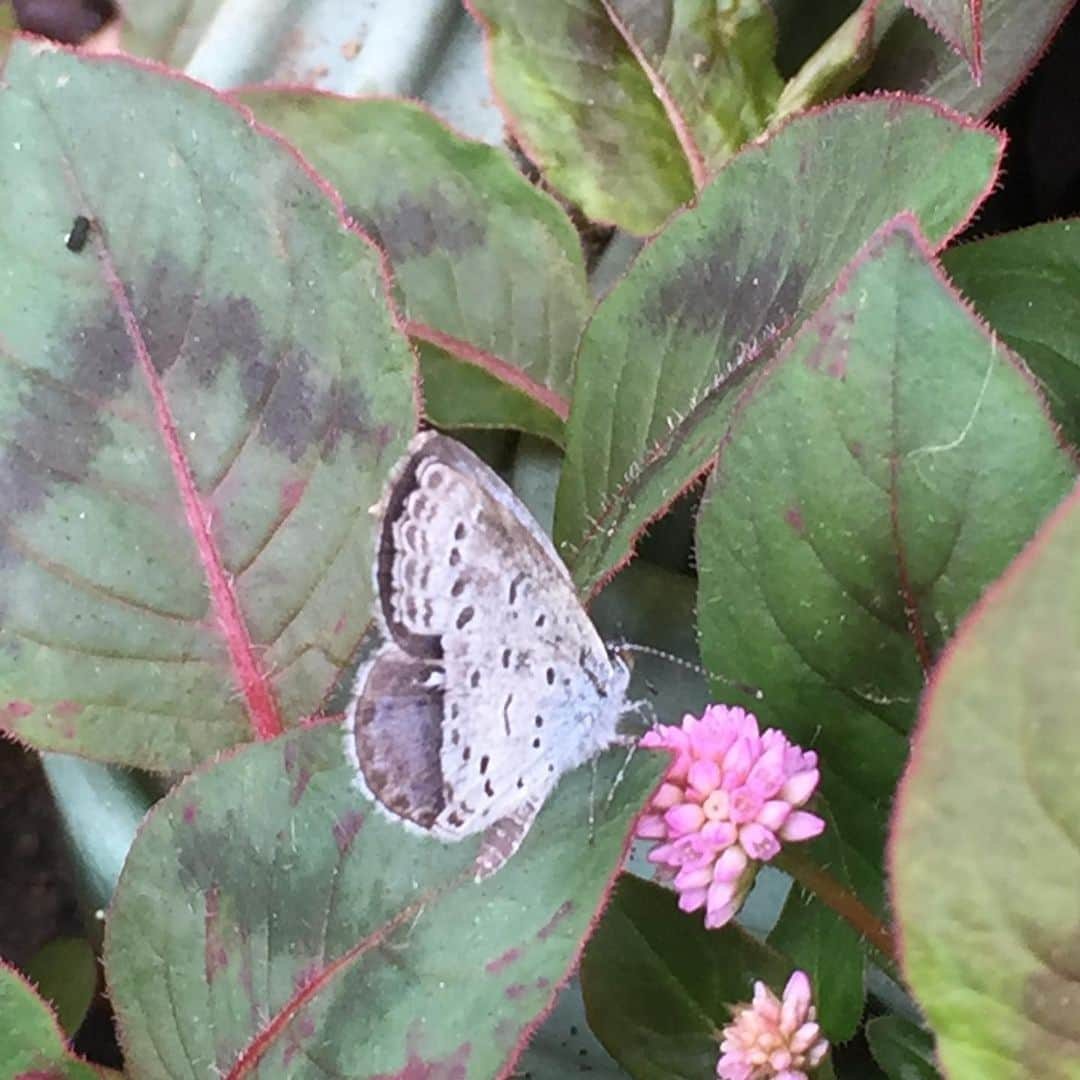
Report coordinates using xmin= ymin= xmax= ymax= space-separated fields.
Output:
xmin=717 ymin=970 xmax=829 ymax=1079
xmin=635 ymin=704 xmax=825 ymax=930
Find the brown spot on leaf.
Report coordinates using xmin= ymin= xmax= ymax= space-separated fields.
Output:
xmin=51 ymin=700 xmax=83 ymax=718
xmin=283 ymin=740 xmax=312 ymax=807
xmin=484 ymin=946 xmax=521 ymax=975
xmin=849 ymin=440 xmax=864 ymax=458
xmin=282 ymin=1013 xmax=318 ymax=1068
xmin=504 ymin=982 xmax=528 ymax=1000
xmin=0 ymin=701 xmax=34 ymax=726
xmin=785 ymin=507 xmax=805 ymax=532
xmin=370 ymin=1025 xmax=471 ymax=1080
xmin=280 ymin=476 xmax=307 ymax=517
xmin=182 ymin=803 xmax=197 ymax=825
xmin=537 ymin=900 xmax=574 ymax=941
xmin=204 ymin=884 xmax=229 ymax=983
xmin=332 ymin=809 xmax=365 ymax=856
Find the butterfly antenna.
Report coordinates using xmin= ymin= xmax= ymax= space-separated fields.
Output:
xmin=615 ymin=642 xmax=764 ymax=701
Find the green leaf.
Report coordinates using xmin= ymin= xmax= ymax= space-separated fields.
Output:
xmin=944 ymin=220 xmax=1080 ymax=447
xmin=23 ymin=938 xmax=97 ymax=1039
xmin=866 ymin=0 xmax=1074 ymax=119
xmin=904 ymin=0 xmax=982 ymax=78
xmin=601 ymin=0 xmax=783 ymax=187
xmin=580 ymin=874 xmax=791 ymax=1079
xmin=554 ymin=98 xmax=1003 ymax=598
xmin=0 ymin=960 xmax=112 ymax=1078
xmin=105 ymin=722 xmax=664 ymax=1077
xmin=769 ymin=835 xmax=865 ymax=1041
xmin=467 ymin=0 xmax=693 ymax=234
xmin=468 ymin=0 xmax=785 ymax=234
xmin=891 ymin=477 xmax=1080 ymax=1079
xmin=0 ymin=43 xmax=416 ymax=771
xmin=590 ymin=560 xmax=711 ymax=722
xmin=772 ymin=2 xmax=883 ymax=120
xmin=239 ymin=92 xmax=588 ymax=442
xmin=865 ymin=1016 xmax=940 ymax=1079
xmin=117 ymin=0 xmax=224 ymax=68
xmin=696 ymin=217 xmax=1075 ymax=913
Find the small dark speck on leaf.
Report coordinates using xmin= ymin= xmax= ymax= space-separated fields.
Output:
xmin=66 ymin=215 xmax=92 ymax=252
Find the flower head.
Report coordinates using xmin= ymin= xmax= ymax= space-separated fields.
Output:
xmin=717 ymin=970 xmax=829 ymax=1080
xmin=637 ymin=705 xmax=824 ymax=929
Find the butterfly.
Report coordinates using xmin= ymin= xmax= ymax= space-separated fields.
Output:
xmin=343 ymin=431 xmax=637 ymax=879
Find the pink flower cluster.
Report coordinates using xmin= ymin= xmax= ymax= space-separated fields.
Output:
xmin=717 ymin=971 xmax=829 ymax=1080
xmin=637 ymin=705 xmax=824 ymax=929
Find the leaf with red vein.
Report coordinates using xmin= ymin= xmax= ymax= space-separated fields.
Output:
xmin=867 ymin=0 xmax=1074 ymax=119
xmin=602 ymin=0 xmax=782 ymax=189
xmin=105 ymin=723 xmax=664 ymax=1078
xmin=892 ymin=475 xmax=1080 ymax=1079
xmin=0 ymin=41 xmax=417 ymax=771
xmin=239 ymin=93 xmax=585 ymax=443
xmin=696 ymin=216 xmax=1074 ymax=915
xmin=553 ymin=97 xmax=1003 ymax=599
xmin=0 ymin=960 xmax=118 ymax=1078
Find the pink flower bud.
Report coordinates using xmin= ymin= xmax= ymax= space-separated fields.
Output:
xmin=739 ymin=822 xmax=781 ymax=861
xmin=779 ymin=811 xmax=826 ymax=843
xmin=666 ymin=803 xmax=706 ymax=836
xmin=780 ymin=768 xmax=820 ymax=807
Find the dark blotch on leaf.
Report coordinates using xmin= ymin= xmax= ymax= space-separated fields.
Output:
xmin=645 ymin=229 xmax=807 ymax=349
xmin=1021 ymin=924 xmax=1080 ymax=1069
xmin=258 ymin=350 xmax=372 ymax=465
xmin=376 ymin=190 xmax=486 ymax=260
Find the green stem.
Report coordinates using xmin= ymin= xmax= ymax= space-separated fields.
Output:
xmin=776 ymin=847 xmax=898 ymax=974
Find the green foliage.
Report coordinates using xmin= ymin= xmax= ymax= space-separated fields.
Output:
xmin=2 ymin=5 xmax=1079 ymax=1078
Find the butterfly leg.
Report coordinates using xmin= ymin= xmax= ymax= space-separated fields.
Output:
xmin=473 ymin=798 xmax=542 ymax=882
